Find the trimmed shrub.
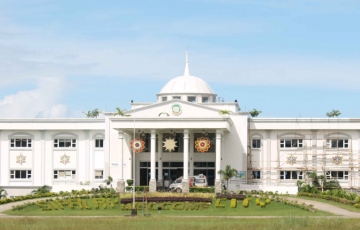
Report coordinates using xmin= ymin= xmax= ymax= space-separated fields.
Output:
xmin=243 ymin=198 xmax=249 ymax=208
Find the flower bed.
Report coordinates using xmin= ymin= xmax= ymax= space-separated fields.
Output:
xmin=120 ymin=197 xmax=212 ymax=204
xmin=216 ymin=194 xmax=246 ymax=200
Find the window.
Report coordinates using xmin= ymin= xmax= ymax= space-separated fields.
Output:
xmin=95 ymin=139 xmax=103 ymax=148
xmin=202 ymin=97 xmax=209 ymax=103
xmin=280 ymin=171 xmax=303 ymax=180
xmin=95 ymin=170 xmax=103 ymax=179
xmin=10 ymin=170 xmax=32 ymax=179
xmin=326 ymin=171 xmax=348 ymax=180
xmin=54 ymin=170 xmax=76 ymax=179
xmin=252 ymin=139 xmax=261 ymax=149
xmin=280 ymin=139 xmax=303 ymax=148
xmin=252 ymin=171 xmax=261 ymax=179
xmin=54 ymin=139 xmax=76 ymax=148
xmin=173 ymin=96 xmax=181 ymax=100
xmin=187 ymin=96 xmax=196 ymax=102
xmin=327 ymin=139 xmax=349 ymax=148
xmin=10 ymin=139 xmax=32 ymax=148
xmin=162 ymin=97 xmax=167 ymax=102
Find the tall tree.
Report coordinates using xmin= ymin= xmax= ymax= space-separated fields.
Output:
xmin=249 ymin=109 xmax=262 ymax=118
xmin=114 ymin=107 xmax=131 ymax=117
xmin=218 ymin=165 xmax=238 ymax=190
xmin=326 ymin=109 xmax=341 ymax=117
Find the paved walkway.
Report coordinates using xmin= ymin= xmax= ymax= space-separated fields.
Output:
xmin=1 ymin=197 xmax=360 ymax=218
xmin=287 ymin=197 xmax=360 ymax=218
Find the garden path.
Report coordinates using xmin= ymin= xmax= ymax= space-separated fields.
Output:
xmin=287 ymin=197 xmax=360 ymax=218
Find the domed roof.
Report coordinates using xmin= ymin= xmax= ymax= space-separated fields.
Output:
xmin=158 ymin=53 xmax=215 ymax=95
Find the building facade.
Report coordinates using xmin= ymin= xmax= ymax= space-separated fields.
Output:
xmin=1 ymin=54 xmax=359 ymax=196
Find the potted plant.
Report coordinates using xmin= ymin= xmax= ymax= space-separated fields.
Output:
xmin=127 ymin=179 xmax=133 ymax=186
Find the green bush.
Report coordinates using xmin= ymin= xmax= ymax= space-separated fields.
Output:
xmin=125 ymin=186 xmax=149 ymax=192
xmin=189 ymin=187 xmax=215 ymax=193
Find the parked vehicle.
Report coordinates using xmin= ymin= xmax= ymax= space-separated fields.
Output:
xmin=169 ymin=174 xmax=208 ymax=192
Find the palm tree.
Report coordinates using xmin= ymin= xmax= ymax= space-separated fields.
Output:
xmin=249 ymin=109 xmax=262 ymax=118
xmin=326 ymin=109 xmax=341 ymax=118
xmin=219 ymin=110 xmax=232 ymax=116
xmin=218 ymin=165 xmax=238 ymax=190
xmin=31 ymin=185 xmax=51 ymax=195
xmin=104 ymin=176 xmax=113 ymax=187
xmin=91 ymin=108 xmax=101 ymax=118
xmin=114 ymin=107 xmax=131 ymax=117
xmin=83 ymin=111 xmax=92 ymax=118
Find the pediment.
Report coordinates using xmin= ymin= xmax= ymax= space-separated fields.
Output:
xmin=120 ymin=100 xmax=223 ymax=119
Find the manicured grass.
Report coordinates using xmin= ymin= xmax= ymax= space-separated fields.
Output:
xmin=0 ymin=216 xmax=359 ymax=230
xmin=295 ymin=195 xmax=360 ymax=213
xmin=3 ymin=198 xmax=331 ymax=216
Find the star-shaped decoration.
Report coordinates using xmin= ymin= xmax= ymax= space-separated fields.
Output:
xmin=16 ymin=153 xmax=26 ymax=165
xmin=286 ymin=154 xmax=297 ymax=165
xmin=332 ymin=155 xmax=342 ymax=165
xmin=163 ymin=138 xmax=177 ymax=152
xmin=195 ymin=137 xmax=211 ymax=153
xmin=60 ymin=153 xmax=70 ymax=165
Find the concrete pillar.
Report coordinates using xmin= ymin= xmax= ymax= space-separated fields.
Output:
xmin=117 ymin=130 xmax=125 ymax=192
xmin=40 ymin=131 xmax=46 ymax=186
xmin=189 ymin=132 xmax=194 ymax=176
xmin=157 ymin=133 xmax=163 ymax=186
xmin=182 ymin=129 xmax=189 ymax=193
xmin=215 ymin=130 xmax=223 ymax=194
xmin=149 ymin=130 xmax=157 ymax=192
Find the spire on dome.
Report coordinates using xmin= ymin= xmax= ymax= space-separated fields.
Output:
xmin=183 ymin=52 xmax=190 ymax=76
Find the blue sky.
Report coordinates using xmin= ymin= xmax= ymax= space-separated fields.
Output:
xmin=1 ymin=0 xmax=360 ymax=118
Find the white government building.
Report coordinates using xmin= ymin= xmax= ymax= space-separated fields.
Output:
xmin=1 ymin=54 xmax=359 ymax=196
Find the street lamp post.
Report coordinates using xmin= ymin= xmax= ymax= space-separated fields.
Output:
xmin=131 ymin=103 xmax=137 ymax=216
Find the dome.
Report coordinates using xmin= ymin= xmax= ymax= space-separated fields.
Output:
xmin=159 ymin=75 xmax=215 ymax=95
xmin=158 ymin=53 xmax=215 ymax=95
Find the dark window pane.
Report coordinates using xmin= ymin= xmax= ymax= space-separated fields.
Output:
xmin=15 ymin=171 xmax=20 ymax=178
xmin=163 ymin=162 xmax=169 ymax=167
xmin=140 ymin=162 xmax=148 ymax=167
xmin=170 ymin=162 xmax=183 ymax=167
xmin=208 ymin=162 xmax=215 ymax=167
xmin=21 ymin=170 xmax=26 ymax=178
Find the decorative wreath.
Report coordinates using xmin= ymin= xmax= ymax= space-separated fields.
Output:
xmin=163 ymin=138 xmax=177 ymax=152
xmin=286 ymin=154 xmax=297 ymax=166
xmin=195 ymin=137 xmax=211 ymax=153
xmin=130 ymin=137 xmax=146 ymax=153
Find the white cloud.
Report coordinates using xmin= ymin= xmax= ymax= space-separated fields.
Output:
xmin=0 ymin=77 xmax=68 ymax=118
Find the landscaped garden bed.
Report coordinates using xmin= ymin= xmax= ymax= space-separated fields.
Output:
xmin=120 ymin=197 xmax=212 ymax=204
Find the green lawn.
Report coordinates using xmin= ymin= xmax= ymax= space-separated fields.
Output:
xmin=0 ymin=216 xmax=358 ymax=230
xmin=3 ymin=198 xmax=332 ymax=216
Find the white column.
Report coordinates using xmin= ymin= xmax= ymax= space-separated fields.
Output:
xmin=183 ymin=129 xmax=189 ymax=180
xmin=118 ymin=131 xmax=124 ymax=181
xmin=85 ymin=131 xmax=90 ymax=182
xmin=117 ymin=130 xmax=125 ymax=192
xmin=215 ymin=130 xmax=222 ymax=181
xmin=189 ymin=132 xmax=194 ymax=176
xmin=182 ymin=129 xmax=190 ymax=193
xmin=215 ymin=130 xmax=223 ymax=193
xmin=149 ymin=130 xmax=157 ymax=192
xmin=150 ymin=130 xmax=156 ymax=181
xmin=40 ymin=131 xmax=46 ymax=185
xmin=157 ymin=133 xmax=163 ymax=185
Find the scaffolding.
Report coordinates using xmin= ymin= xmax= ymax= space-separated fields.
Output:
xmin=247 ymin=133 xmax=359 ymax=190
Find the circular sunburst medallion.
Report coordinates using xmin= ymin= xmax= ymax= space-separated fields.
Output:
xmin=333 ymin=155 xmax=343 ymax=165
xmin=60 ymin=153 xmax=70 ymax=165
xmin=286 ymin=154 xmax=297 ymax=165
xmin=130 ymin=138 xmax=145 ymax=153
xmin=16 ymin=153 xmax=26 ymax=165
xmin=172 ymin=103 xmax=182 ymax=116
xmin=195 ymin=137 xmax=211 ymax=153
xmin=163 ymin=138 xmax=178 ymax=152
